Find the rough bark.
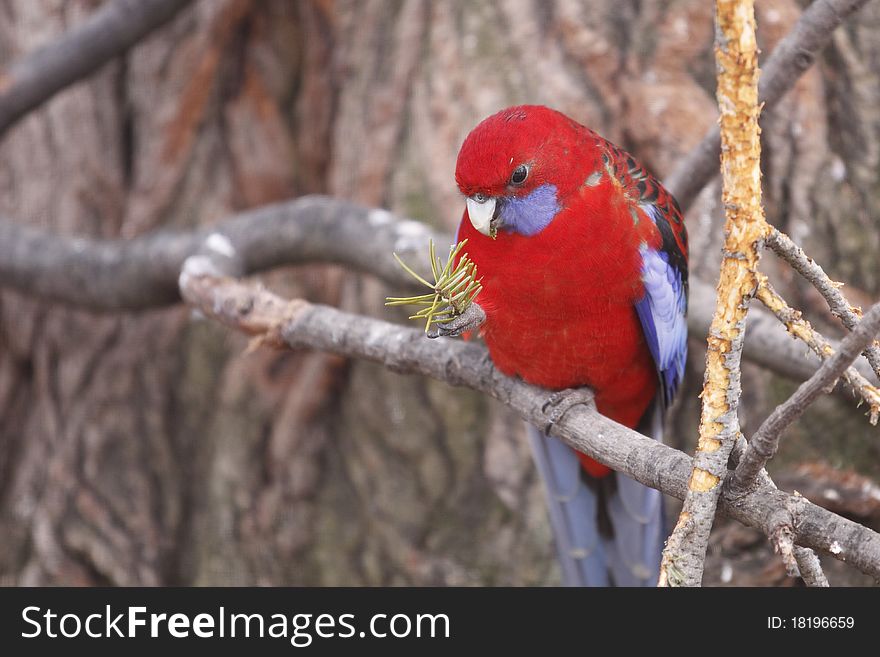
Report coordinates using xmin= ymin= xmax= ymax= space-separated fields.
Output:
xmin=660 ymin=0 xmax=768 ymax=588
xmin=1 ymin=0 xmax=878 ymax=586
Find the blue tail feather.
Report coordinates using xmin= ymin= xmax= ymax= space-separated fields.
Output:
xmin=528 ymin=404 xmax=665 ymax=586
xmin=527 ymin=427 xmax=609 ymax=586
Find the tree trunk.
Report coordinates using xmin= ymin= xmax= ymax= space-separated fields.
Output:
xmin=1 ymin=0 xmax=878 ymax=586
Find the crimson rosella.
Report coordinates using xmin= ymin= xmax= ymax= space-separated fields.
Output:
xmin=446 ymin=105 xmax=688 ymax=586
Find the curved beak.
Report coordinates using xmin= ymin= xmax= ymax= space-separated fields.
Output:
xmin=466 ymin=196 xmax=497 ymax=237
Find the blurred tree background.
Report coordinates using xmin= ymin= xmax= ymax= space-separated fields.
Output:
xmin=0 ymin=0 xmax=878 ymax=586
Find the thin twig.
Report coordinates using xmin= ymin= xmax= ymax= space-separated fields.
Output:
xmin=666 ymin=0 xmax=871 ymax=211
xmin=0 ymin=0 xmax=194 ymax=138
xmin=691 ymin=277 xmax=877 ymax=386
xmin=770 ymin=501 xmax=830 ymax=586
xmin=729 ymin=440 xmax=829 ymax=587
xmin=177 ymin=268 xmax=880 ymax=580
xmin=766 ymin=227 xmax=880 ymax=380
xmin=659 ymin=0 xmax=768 ymax=588
xmin=732 ymin=301 xmax=880 ymax=492
xmin=794 ymin=547 xmax=830 ymax=587
xmin=756 ymin=274 xmax=880 ymax=423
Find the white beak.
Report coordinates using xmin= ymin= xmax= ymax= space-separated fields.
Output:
xmin=466 ymin=196 xmax=496 ymax=237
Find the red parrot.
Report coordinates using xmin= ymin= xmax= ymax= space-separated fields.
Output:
xmin=448 ymin=105 xmax=688 ymax=586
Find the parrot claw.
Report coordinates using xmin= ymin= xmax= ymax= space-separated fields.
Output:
xmin=427 ymin=302 xmax=486 ymax=339
xmin=541 ymin=387 xmax=596 ymax=433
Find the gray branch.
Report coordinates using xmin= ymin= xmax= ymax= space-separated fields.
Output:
xmin=729 ymin=439 xmax=830 ymax=586
xmin=178 ymin=270 xmax=880 ymax=581
xmin=0 ymin=0 xmax=194 ymax=138
xmin=767 ymin=227 xmax=880 ymax=380
xmin=0 ymin=197 xmax=445 ymax=310
xmin=665 ymin=0 xmax=871 ymax=210
xmin=794 ymin=546 xmax=830 ymax=587
xmin=771 ymin=508 xmax=830 ymax=586
xmin=732 ymin=301 xmax=880 ymax=493
xmin=754 ymin=275 xmax=880 ymax=423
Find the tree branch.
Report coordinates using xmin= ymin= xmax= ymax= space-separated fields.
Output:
xmin=766 ymin=227 xmax=880 ymax=380
xmin=666 ymin=0 xmax=870 ymax=211
xmin=0 ymin=0 xmax=194 ymax=138
xmin=794 ymin=546 xmax=830 ymax=587
xmin=660 ymin=0 xmax=768 ymax=588
xmin=755 ymin=274 xmax=880 ymax=423
xmin=770 ymin=498 xmax=830 ymax=586
xmin=726 ymin=438 xmax=830 ymax=586
xmin=731 ymin=301 xmax=880 ymax=493
xmin=176 ymin=268 xmax=880 ymax=581
xmin=0 ymin=198 xmax=443 ymax=310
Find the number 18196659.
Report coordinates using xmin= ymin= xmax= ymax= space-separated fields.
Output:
xmin=768 ymin=617 xmax=854 ymax=629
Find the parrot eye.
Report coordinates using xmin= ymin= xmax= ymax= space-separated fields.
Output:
xmin=509 ymin=164 xmax=529 ymax=186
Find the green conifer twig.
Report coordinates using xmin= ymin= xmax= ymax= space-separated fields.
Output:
xmin=385 ymin=239 xmax=483 ymax=332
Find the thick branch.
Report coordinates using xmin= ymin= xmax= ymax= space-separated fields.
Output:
xmin=666 ymin=0 xmax=870 ymax=210
xmin=660 ymin=0 xmax=768 ymax=588
xmin=732 ymin=301 xmax=880 ymax=492
xmin=0 ymin=0 xmax=194 ymax=138
xmin=767 ymin=228 xmax=880 ymax=380
xmin=178 ymin=271 xmax=880 ymax=581
xmin=0 ymin=197 xmax=444 ymax=310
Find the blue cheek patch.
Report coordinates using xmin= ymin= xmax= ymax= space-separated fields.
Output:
xmin=500 ymin=184 xmax=560 ymax=236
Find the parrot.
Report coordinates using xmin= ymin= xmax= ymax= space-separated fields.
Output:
xmin=444 ymin=105 xmax=688 ymax=586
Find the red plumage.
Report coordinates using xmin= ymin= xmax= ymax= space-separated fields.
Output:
xmin=455 ymin=106 xmax=687 ymax=478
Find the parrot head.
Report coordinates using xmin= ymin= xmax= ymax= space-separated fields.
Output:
xmin=455 ymin=105 xmax=585 ymax=238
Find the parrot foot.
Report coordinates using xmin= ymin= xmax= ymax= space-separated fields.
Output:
xmin=541 ymin=387 xmax=596 ymax=433
xmin=427 ymin=302 xmax=486 ymax=339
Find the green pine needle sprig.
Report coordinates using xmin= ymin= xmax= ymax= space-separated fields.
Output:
xmin=385 ymin=239 xmax=483 ymax=332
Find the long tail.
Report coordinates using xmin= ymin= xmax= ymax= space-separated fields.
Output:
xmin=527 ymin=405 xmax=665 ymax=586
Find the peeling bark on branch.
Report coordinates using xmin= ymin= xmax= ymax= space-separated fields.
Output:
xmin=660 ymin=0 xmax=769 ymax=588
xmin=768 ymin=493 xmax=829 ymax=585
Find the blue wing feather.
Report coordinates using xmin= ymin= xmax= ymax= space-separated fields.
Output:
xmin=635 ymin=204 xmax=688 ymax=408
